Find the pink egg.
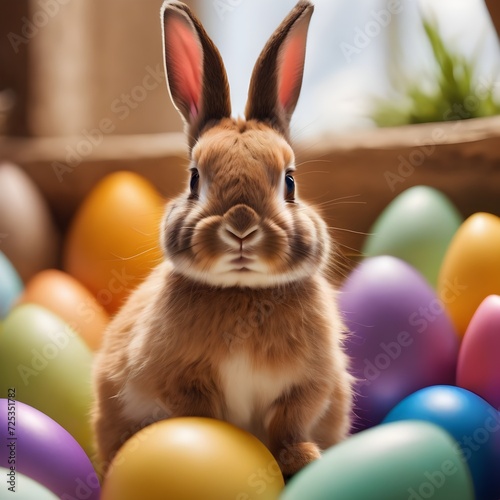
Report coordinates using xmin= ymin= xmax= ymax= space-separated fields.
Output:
xmin=457 ymin=295 xmax=500 ymax=408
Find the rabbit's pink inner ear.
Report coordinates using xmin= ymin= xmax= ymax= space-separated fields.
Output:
xmin=164 ymin=15 xmax=203 ymax=119
xmin=277 ymin=19 xmax=309 ymax=114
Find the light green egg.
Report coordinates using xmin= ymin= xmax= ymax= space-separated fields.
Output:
xmin=281 ymin=421 xmax=474 ymax=500
xmin=0 ymin=304 xmax=94 ymax=456
xmin=1 ymin=467 xmax=58 ymax=500
xmin=362 ymin=186 xmax=462 ymax=286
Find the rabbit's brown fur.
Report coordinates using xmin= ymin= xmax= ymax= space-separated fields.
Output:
xmin=93 ymin=0 xmax=353 ymax=478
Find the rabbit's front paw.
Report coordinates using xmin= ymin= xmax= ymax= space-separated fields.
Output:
xmin=275 ymin=441 xmax=321 ymax=478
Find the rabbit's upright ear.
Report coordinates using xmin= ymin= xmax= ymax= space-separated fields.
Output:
xmin=245 ymin=1 xmax=313 ymax=139
xmin=162 ymin=1 xmax=231 ymax=148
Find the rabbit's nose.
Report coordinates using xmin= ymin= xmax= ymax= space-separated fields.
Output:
xmin=224 ymin=204 xmax=260 ymax=241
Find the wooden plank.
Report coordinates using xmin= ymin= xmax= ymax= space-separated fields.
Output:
xmin=2 ymin=116 xmax=500 ymax=258
xmin=295 ymin=117 xmax=500 ymax=258
xmin=0 ymin=0 xmax=30 ymax=135
xmin=486 ymin=0 xmax=500 ymax=38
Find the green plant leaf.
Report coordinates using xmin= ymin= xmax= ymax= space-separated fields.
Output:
xmin=372 ymin=12 xmax=500 ymax=127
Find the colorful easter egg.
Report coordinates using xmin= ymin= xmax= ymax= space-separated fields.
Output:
xmin=384 ymin=385 xmax=500 ymax=500
xmin=281 ymin=420 xmax=474 ymax=500
xmin=437 ymin=212 xmax=500 ymax=338
xmin=363 ymin=185 xmax=462 ymax=286
xmin=0 ymin=399 xmax=99 ymax=499
xmin=0 ymin=162 xmax=60 ymax=282
xmin=339 ymin=256 xmax=458 ymax=430
xmin=102 ymin=417 xmax=284 ymax=500
xmin=18 ymin=269 xmax=109 ymax=351
xmin=0 ymin=250 xmax=23 ymax=318
xmin=63 ymin=171 xmax=164 ymax=314
xmin=457 ymin=295 xmax=500 ymax=408
xmin=0 ymin=305 xmax=93 ymax=455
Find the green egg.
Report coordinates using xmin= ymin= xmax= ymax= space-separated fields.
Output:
xmin=281 ymin=421 xmax=474 ymax=500
xmin=0 ymin=304 xmax=93 ymax=456
xmin=362 ymin=186 xmax=462 ymax=286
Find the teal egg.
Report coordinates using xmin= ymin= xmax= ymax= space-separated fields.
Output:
xmin=0 ymin=250 xmax=23 ymax=318
xmin=0 ymin=304 xmax=94 ymax=456
xmin=281 ymin=421 xmax=474 ymax=500
xmin=362 ymin=186 xmax=462 ymax=286
xmin=383 ymin=385 xmax=500 ymax=500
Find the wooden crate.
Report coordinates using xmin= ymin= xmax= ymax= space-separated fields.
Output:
xmin=0 ymin=0 xmax=195 ymax=137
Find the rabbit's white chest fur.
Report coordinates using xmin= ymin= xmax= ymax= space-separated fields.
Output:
xmin=219 ymin=352 xmax=296 ymax=439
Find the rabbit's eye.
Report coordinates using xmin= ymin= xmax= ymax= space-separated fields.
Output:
xmin=285 ymin=174 xmax=295 ymax=201
xmin=190 ymin=169 xmax=200 ymax=196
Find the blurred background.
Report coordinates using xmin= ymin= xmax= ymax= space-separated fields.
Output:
xmin=1 ymin=0 xmax=500 ymax=137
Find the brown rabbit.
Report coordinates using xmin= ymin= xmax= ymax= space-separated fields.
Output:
xmin=92 ymin=0 xmax=353 ymax=478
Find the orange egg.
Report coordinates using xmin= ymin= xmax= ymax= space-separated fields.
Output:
xmin=437 ymin=212 xmax=500 ymax=338
xmin=63 ymin=171 xmax=164 ymax=315
xmin=17 ymin=269 xmax=109 ymax=351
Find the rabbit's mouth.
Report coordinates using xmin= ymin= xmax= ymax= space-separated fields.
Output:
xmin=229 ymin=256 xmax=254 ymax=267
xmin=229 ymin=256 xmax=257 ymax=273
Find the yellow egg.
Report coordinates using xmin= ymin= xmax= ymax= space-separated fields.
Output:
xmin=17 ymin=269 xmax=110 ymax=351
xmin=102 ymin=418 xmax=284 ymax=500
xmin=0 ymin=162 xmax=60 ymax=282
xmin=63 ymin=171 xmax=164 ymax=315
xmin=437 ymin=212 xmax=500 ymax=338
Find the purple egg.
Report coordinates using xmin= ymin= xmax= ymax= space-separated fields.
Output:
xmin=0 ymin=398 xmax=100 ymax=499
xmin=340 ymin=256 xmax=458 ymax=431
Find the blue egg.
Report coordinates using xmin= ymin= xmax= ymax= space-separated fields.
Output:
xmin=0 ymin=250 xmax=23 ymax=318
xmin=383 ymin=385 xmax=500 ymax=500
